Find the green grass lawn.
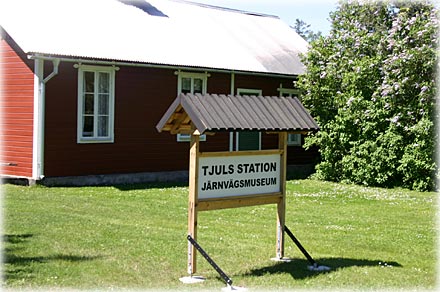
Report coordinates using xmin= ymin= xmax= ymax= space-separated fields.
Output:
xmin=2 ymin=180 xmax=437 ymax=291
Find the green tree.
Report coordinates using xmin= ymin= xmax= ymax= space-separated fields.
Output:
xmin=298 ymin=0 xmax=438 ymax=191
xmin=293 ymin=18 xmax=322 ymax=42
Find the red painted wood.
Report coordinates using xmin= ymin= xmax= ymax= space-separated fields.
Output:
xmin=1 ymin=36 xmax=317 ymax=179
xmin=0 ymin=38 xmax=34 ymax=178
xmin=43 ymin=65 xmax=317 ymax=177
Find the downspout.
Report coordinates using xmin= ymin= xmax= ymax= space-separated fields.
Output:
xmin=229 ymin=72 xmax=235 ymax=152
xmin=32 ymin=58 xmax=60 ymax=180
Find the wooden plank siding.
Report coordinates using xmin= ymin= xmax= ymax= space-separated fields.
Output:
xmin=0 ymin=38 xmax=34 ymax=178
xmin=42 ymin=63 xmax=317 ymax=177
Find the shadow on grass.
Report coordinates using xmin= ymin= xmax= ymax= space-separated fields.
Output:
xmin=241 ymin=257 xmax=402 ymax=280
xmin=4 ymin=233 xmax=34 ymax=244
xmin=3 ymin=233 xmax=101 ymax=282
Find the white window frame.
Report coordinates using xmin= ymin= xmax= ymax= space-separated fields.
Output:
xmin=77 ymin=64 xmax=117 ymax=144
xmin=279 ymin=85 xmax=302 ymax=146
xmin=235 ymin=88 xmax=263 ymax=151
xmin=278 ymin=88 xmax=301 ymax=98
xmin=175 ymin=71 xmax=209 ymax=142
xmin=176 ymin=71 xmax=209 ymax=95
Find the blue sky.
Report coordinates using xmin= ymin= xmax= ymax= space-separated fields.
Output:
xmin=192 ymin=0 xmax=338 ymax=35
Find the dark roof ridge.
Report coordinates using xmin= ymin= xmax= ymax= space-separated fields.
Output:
xmin=170 ymin=0 xmax=279 ymax=19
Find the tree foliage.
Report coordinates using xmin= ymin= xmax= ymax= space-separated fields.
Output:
xmin=293 ymin=18 xmax=322 ymax=42
xmin=298 ymin=0 xmax=438 ymax=191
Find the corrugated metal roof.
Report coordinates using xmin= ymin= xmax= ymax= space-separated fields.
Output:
xmin=0 ymin=0 xmax=308 ymax=75
xmin=156 ymin=93 xmax=319 ymax=134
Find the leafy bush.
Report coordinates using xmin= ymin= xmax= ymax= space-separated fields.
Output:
xmin=299 ymin=1 xmax=438 ymax=191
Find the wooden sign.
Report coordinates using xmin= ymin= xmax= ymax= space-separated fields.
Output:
xmin=198 ymin=151 xmax=281 ymax=199
xmin=186 ymin=131 xmax=288 ymax=275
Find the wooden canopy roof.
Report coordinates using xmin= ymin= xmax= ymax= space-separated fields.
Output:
xmin=156 ymin=93 xmax=319 ymax=135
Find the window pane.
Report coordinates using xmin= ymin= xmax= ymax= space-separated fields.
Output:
xmin=239 ymin=91 xmax=260 ymax=96
xmin=84 ymin=72 xmax=94 ymax=93
xmin=98 ymin=94 xmax=109 ymax=115
xmin=84 ymin=94 xmax=94 ymax=114
xmin=178 ymin=134 xmax=191 ymax=142
xmin=99 ymin=72 xmax=110 ymax=93
xmin=83 ymin=116 xmax=94 ymax=137
xmin=194 ymin=78 xmax=203 ymax=94
xmin=98 ymin=116 xmax=109 ymax=137
xmin=182 ymin=77 xmax=191 ymax=94
xmin=288 ymin=134 xmax=301 ymax=145
xmin=78 ymin=67 xmax=115 ymax=142
xmin=238 ymin=131 xmax=260 ymax=151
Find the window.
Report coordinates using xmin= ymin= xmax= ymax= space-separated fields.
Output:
xmin=235 ymin=88 xmax=262 ymax=151
xmin=287 ymin=133 xmax=301 ymax=146
xmin=77 ymin=65 xmax=116 ymax=143
xmin=278 ymin=85 xmax=302 ymax=146
xmin=278 ymin=89 xmax=301 ymax=98
xmin=237 ymin=88 xmax=262 ymax=96
xmin=177 ymin=71 xmax=208 ymax=95
xmin=176 ymin=71 xmax=209 ymax=142
xmin=277 ymin=83 xmax=301 ymax=98
xmin=236 ymin=131 xmax=261 ymax=151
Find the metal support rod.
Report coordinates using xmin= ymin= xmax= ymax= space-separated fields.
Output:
xmin=187 ymin=235 xmax=233 ymax=286
xmin=284 ymin=225 xmax=317 ymax=266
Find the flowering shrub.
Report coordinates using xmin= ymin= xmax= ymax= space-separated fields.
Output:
xmin=298 ymin=1 xmax=438 ymax=191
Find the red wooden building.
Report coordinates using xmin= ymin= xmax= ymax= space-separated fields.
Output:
xmin=0 ymin=0 xmax=318 ymax=185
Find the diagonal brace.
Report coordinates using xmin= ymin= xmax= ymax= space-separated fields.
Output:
xmin=284 ymin=225 xmax=317 ymax=266
xmin=187 ymin=235 xmax=233 ymax=286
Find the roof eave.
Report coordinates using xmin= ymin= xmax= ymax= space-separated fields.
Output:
xmin=26 ymin=52 xmax=302 ymax=78
xmin=155 ymin=95 xmax=182 ymax=133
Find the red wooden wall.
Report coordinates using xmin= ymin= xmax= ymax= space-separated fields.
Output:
xmin=44 ymin=65 xmax=235 ymax=176
xmin=0 ymin=39 xmax=317 ymax=179
xmin=0 ymin=38 xmax=34 ymax=178
xmin=43 ymin=64 xmax=317 ymax=177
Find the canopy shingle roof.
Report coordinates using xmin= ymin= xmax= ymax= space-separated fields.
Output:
xmin=156 ymin=93 xmax=319 ymax=134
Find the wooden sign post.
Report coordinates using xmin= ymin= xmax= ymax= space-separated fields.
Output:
xmin=277 ymin=132 xmax=287 ymax=260
xmin=187 ymin=128 xmax=200 ymax=275
xmin=187 ymin=129 xmax=288 ymax=275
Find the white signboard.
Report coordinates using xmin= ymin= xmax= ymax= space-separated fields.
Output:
xmin=198 ymin=153 xmax=281 ymax=199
